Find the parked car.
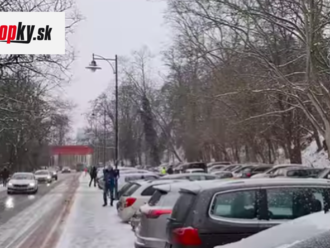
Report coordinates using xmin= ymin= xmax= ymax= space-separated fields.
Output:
xmin=212 ymin=171 xmax=234 ymax=178
xmin=239 ymin=165 xmax=274 ymax=178
xmin=134 ymin=180 xmax=221 ymax=248
xmin=34 ymin=170 xmax=53 ymax=183
xmin=231 ymin=164 xmax=272 ymax=178
xmin=207 ymin=161 xmax=231 ymax=168
xmin=161 ymin=172 xmax=219 ymax=181
xmin=177 ymin=162 xmax=208 ymax=173
xmin=185 ymin=168 xmax=206 ymax=173
xmin=120 ymin=169 xmax=150 ymax=174
xmin=268 ymin=167 xmax=323 ymax=178
xmin=208 ymin=165 xmax=229 ymax=173
xmin=7 ymin=172 xmax=38 ymax=194
xmin=165 ymin=178 xmax=330 ymax=248
xmin=117 ymin=180 xmax=183 ymax=222
xmin=251 ymin=164 xmax=304 ymax=178
xmin=215 ymin=209 xmax=330 ymax=248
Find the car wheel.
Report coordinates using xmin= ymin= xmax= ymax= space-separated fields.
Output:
xmin=33 ymin=189 xmax=38 ymax=194
xmin=7 ymin=191 xmax=11 ymax=195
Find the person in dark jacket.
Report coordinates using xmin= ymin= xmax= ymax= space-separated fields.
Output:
xmin=1 ymin=167 xmax=9 ymax=187
xmin=167 ymin=166 xmax=174 ymax=175
xmin=103 ymin=166 xmax=115 ymax=207
xmin=113 ymin=166 xmax=120 ymax=199
xmin=89 ymin=165 xmax=97 ymax=187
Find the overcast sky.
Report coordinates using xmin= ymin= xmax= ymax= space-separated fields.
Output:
xmin=65 ymin=0 xmax=170 ymax=135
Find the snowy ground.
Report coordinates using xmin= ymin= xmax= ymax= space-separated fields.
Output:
xmin=56 ymin=174 xmax=135 ymax=248
xmin=0 ymin=184 xmax=5 ymax=192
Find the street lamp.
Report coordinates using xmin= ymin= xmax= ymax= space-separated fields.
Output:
xmin=86 ymin=53 xmax=119 ymax=169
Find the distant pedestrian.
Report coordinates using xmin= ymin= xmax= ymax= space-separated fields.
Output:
xmin=167 ymin=166 xmax=174 ymax=175
xmin=1 ymin=167 xmax=9 ymax=187
xmin=161 ymin=167 xmax=166 ymax=175
xmin=103 ymin=166 xmax=115 ymax=207
xmin=84 ymin=167 xmax=88 ymax=176
xmin=89 ymin=165 xmax=97 ymax=187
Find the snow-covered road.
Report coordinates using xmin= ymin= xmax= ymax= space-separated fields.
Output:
xmin=0 ymin=174 xmax=79 ymax=248
xmin=56 ymin=174 xmax=135 ymax=248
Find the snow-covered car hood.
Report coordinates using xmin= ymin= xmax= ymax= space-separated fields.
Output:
xmin=9 ymin=179 xmax=35 ymax=185
xmin=216 ymin=211 xmax=330 ymax=248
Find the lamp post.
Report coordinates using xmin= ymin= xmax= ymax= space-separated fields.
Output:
xmin=86 ymin=54 xmax=119 ymax=169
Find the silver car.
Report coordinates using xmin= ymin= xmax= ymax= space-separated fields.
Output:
xmin=34 ymin=170 xmax=53 ymax=183
xmin=7 ymin=172 xmax=38 ymax=194
xmin=134 ymin=180 xmax=219 ymax=248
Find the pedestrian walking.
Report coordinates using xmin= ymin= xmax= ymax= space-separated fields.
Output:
xmin=103 ymin=166 xmax=115 ymax=207
xmin=1 ymin=167 xmax=9 ymax=187
xmin=89 ymin=165 xmax=97 ymax=187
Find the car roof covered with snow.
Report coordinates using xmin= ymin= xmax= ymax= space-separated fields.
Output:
xmin=272 ymin=163 xmax=304 ymax=168
xmin=133 ymin=179 xmax=185 ymax=186
xmin=162 ymin=172 xmax=214 ymax=178
xmin=177 ymin=178 xmax=330 ymax=193
xmin=215 ymin=211 xmax=330 ymax=248
xmin=153 ymin=179 xmax=230 ymax=192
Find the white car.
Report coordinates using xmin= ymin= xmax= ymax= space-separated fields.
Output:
xmin=251 ymin=164 xmax=304 ymax=178
xmin=61 ymin=167 xmax=71 ymax=173
xmin=34 ymin=170 xmax=53 ymax=183
xmin=117 ymin=180 xmax=181 ymax=222
xmin=7 ymin=172 xmax=38 ymax=194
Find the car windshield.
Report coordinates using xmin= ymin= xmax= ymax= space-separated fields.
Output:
xmin=35 ymin=171 xmax=49 ymax=175
xmin=11 ymin=174 xmax=34 ymax=180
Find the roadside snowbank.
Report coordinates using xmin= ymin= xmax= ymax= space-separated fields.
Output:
xmin=56 ymin=175 xmax=134 ymax=248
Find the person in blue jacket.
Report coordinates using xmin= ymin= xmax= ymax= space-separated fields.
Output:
xmin=103 ymin=166 xmax=116 ymax=207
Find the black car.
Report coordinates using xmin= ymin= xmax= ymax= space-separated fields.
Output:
xmin=165 ymin=178 xmax=330 ymax=248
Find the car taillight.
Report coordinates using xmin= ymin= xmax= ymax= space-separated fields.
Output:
xmin=125 ymin=197 xmax=136 ymax=208
xmin=246 ymin=173 xmax=251 ymax=177
xmin=146 ymin=209 xmax=172 ymax=218
xmin=172 ymin=227 xmax=202 ymax=245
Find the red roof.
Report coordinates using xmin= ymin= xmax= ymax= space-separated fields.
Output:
xmin=51 ymin=146 xmax=93 ymax=155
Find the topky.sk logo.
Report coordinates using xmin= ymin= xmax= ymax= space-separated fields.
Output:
xmin=0 ymin=12 xmax=65 ymax=54
xmin=0 ymin=22 xmax=52 ymax=44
